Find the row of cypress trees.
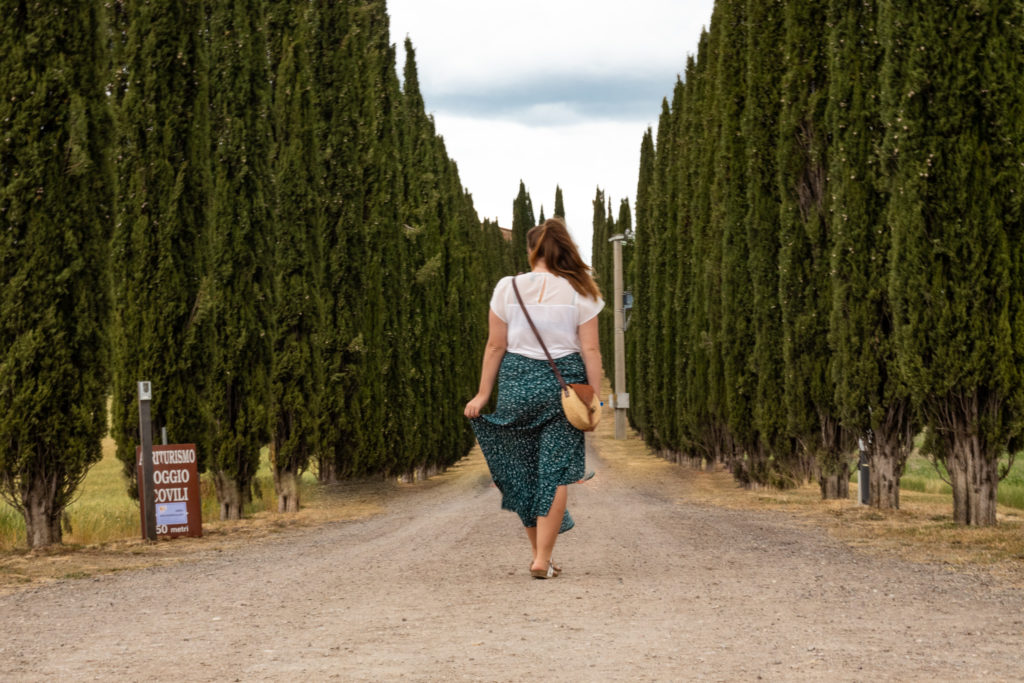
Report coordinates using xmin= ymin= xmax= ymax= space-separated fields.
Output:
xmin=627 ymin=0 xmax=1024 ymax=525
xmin=590 ymin=190 xmax=633 ymax=369
xmin=0 ymin=0 xmax=511 ymax=547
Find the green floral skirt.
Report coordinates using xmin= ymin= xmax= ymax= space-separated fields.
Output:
xmin=471 ymin=352 xmax=586 ymax=533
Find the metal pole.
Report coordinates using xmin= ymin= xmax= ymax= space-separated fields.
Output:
xmin=138 ymin=381 xmax=157 ymax=541
xmin=611 ymin=236 xmax=627 ymax=440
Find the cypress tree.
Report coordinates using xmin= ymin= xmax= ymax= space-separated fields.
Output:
xmin=510 ymin=180 xmax=535 ymax=272
xmin=882 ymin=0 xmax=1024 ymax=525
xmin=827 ymin=0 xmax=914 ymax=509
xmin=554 ymin=185 xmax=565 ymax=219
xmin=266 ymin=1 xmax=323 ymax=511
xmin=777 ymin=0 xmax=849 ymax=497
xmin=315 ymin=0 xmax=404 ymax=480
xmin=713 ymin=0 xmax=764 ymax=485
xmin=109 ymin=0 xmax=210 ymax=499
xmin=0 ymin=1 xmax=113 ymax=547
xmin=686 ymin=21 xmax=729 ymax=465
xmin=628 ymin=130 xmax=656 ymax=439
xmin=646 ymin=97 xmax=676 ymax=454
xmin=591 ymin=188 xmax=611 ymax=363
xmin=201 ymin=0 xmax=274 ymax=519
xmin=538 ymin=205 xmax=546 ymax=223
xmin=743 ymin=0 xmax=793 ymax=480
xmin=398 ymin=37 xmax=446 ymax=478
xmin=343 ymin=2 xmax=407 ymax=478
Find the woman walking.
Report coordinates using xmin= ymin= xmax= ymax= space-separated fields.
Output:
xmin=464 ymin=217 xmax=604 ymax=579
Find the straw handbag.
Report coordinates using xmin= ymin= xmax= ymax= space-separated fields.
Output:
xmin=512 ymin=276 xmax=602 ymax=432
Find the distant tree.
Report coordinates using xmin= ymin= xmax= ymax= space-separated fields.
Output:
xmin=554 ymin=185 xmax=565 ymax=219
xmin=538 ymin=205 xmax=545 ymax=223
xmin=0 ymin=1 xmax=113 ymax=547
xmin=591 ymin=188 xmax=610 ymax=362
xmin=109 ymin=0 xmax=210 ymax=500
xmin=510 ymin=180 xmax=535 ymax=272
xmin=882 ymin=0 xmax=1024 ymax=525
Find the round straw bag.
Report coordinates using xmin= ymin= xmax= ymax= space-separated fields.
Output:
xmin=560 ymin=382 xmax=602 ymax=432
xmin=512 ymin=276 xmax=602 ymax=432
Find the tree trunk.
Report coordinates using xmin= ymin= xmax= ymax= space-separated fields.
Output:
xmin=273 ymin=468 xmax=300 ymax=513
xmin=946 ymin=434 xmax=998 ymax=526
xmin=317 ymin=453 xmax=338 ymax=483
xmin=214 ymin=470 xmax=244 ymax=520
xmin=818 ymin=414 xmax=849 ymax=499
xmin=868 ymin=445 xmax=899 ymax=510
xmin=23 ymin=472 xmax=61 ymax=548
xmin=819 ymin=462 xmax=850 ymax=500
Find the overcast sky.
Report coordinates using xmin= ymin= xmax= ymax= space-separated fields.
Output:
xmin=387 ymin=1 xmax=716 ymax=262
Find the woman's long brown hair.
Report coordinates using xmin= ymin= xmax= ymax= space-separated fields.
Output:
xmin=527 ymin=217 xmax=602 ymax=300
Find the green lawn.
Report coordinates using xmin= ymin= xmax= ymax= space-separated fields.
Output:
xmin=899 ymin=452 xmax=1024 ymax=510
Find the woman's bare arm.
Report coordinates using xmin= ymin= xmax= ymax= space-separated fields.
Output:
xmin=577 ymin=316 xmax=603 ymax=395
xmin=464 ymin=310 xmax=508 ymax=418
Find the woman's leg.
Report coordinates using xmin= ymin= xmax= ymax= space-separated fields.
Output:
xmin=531 ymin=485 xmax=567 ymax=571
xmin=525 ymin=526 xmax=538 ymax=561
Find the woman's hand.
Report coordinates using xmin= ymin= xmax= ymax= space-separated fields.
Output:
xmin=464 ymin=394 xmax=489 ymax=419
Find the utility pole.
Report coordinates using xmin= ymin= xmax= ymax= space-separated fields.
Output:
xmin=138 ymin=381 xmax=157 ymax=541
xmin=609 ymin=234 xmax=628 ymax=439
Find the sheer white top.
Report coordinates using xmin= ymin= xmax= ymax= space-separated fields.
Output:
xmin=490 ymin=272 xmax=604 ymax=361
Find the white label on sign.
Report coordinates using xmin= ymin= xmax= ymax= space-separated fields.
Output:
xmin=155 ymin=502 xmax=188 ymax=526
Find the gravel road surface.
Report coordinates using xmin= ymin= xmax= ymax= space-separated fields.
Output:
xmin=2 ymin=428 xmax=1022 ymax=681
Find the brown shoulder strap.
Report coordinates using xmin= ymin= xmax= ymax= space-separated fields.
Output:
xmin=511 ymin=275 xmax=569 ymax=393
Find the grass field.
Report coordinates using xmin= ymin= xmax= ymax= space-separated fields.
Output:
xmin=0 ymin=436 xmax=321 ymax=552
xmin=895 ymin=452 xmax=1024 ymax=510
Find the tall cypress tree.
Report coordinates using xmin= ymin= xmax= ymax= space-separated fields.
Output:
xmin=538 ymin=205 xmax=546 ymax=223
xmin=777 ymin=0 xmax=849 ymax=497
xmin=646 ymin=97 xmax=676 ymax=453
xmin=628 ymin=130 xmax=656 ymax=439
xmin=398 ymin=37 xmax=445 ymax=478
xmin=202 ymin=0 xmax=273 ymax=519
xmin=109 ymin=0 xmax=210 ymax=499
xmin=591 ymin=188 xmax=611 ymax=363
xmin=554 ymin=185 xmax=565 ymax=219
xmin=743 ymin=0 xmax=793 ymax=479
xmin=687 ymin=21 xmax=729 ymax=465
xmin=0 ymin=1 xmax=113 ymax=547
xmin=266 ymin=0 xmax=323 ymax=511
xmin=714 ymin=0 xmax=764 ymax=484
xmin=828 ymin=0 xmax=914 ymax=509
xmin=882 ymin=0 xmax=1024 ymax=525
xmin=510 ymin=180 xmax=535 ymax=272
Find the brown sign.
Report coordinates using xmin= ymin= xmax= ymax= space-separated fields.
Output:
xmin=137 ymin=444 xmax=203 ymax=539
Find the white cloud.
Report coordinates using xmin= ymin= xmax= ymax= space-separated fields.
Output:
xmin=433 ymin=112 xmax=651 ymax=261
xmin=387 ymin=0 xmax=716 ymax=262
xmin=389 ymin=0 xmax=711 ymax=93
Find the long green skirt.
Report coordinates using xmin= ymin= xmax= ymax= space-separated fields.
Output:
xmin=471 ymin=352 xmax=586 ymax=533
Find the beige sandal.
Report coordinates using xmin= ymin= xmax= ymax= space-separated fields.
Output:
xmin=530 ymin=561 xmax=559 ymax=579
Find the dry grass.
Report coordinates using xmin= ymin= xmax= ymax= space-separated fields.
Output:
xmin=0 ymin=433 xmax=400 ymax=594
xmin=594 ymin=423 xmax=1024 ymax=582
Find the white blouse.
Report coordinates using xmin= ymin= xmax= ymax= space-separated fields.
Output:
xmin=490 ymin=272 xmax=604 ymax=360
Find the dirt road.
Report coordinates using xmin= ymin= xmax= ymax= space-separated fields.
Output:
xmin=1 ymin=423 xmax=1022 ymax=681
